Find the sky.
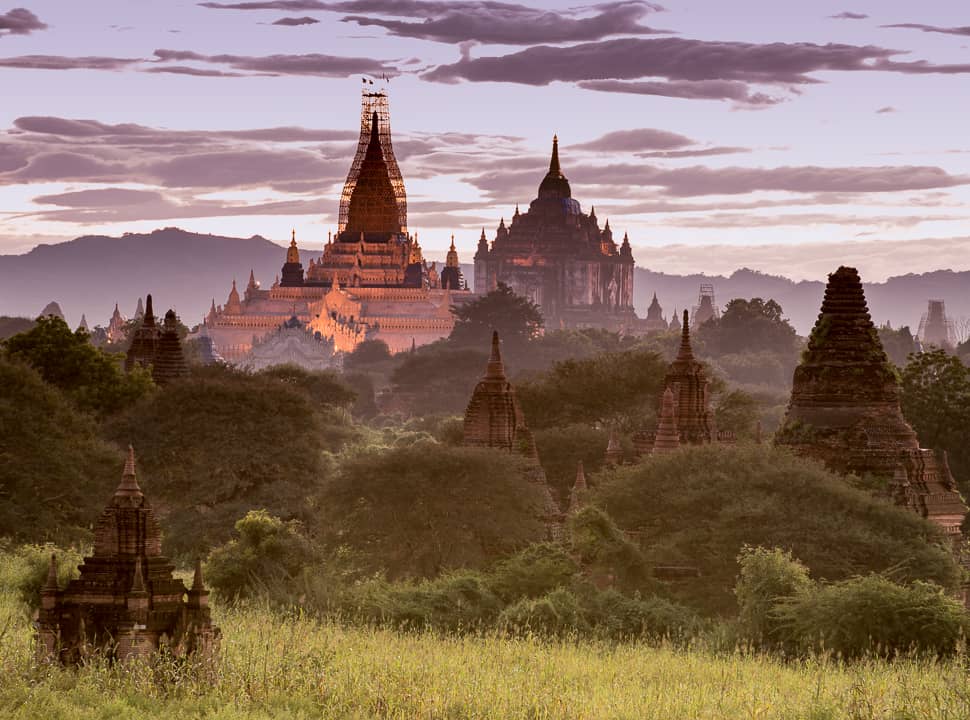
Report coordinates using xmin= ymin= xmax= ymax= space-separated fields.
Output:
xmin=1 ymin=0 xmax=969 ymax=281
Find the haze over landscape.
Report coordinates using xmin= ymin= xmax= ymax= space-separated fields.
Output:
xmin=2 ymin=0 xmax=970 ymax=286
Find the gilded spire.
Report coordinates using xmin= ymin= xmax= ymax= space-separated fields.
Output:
xmin=677 ymin=309 xmax=694 ymax=361
xmin=485 ymin=330 xmax=506 ymax=380
xmin=286 ymin=231 xmax=300 ymax=264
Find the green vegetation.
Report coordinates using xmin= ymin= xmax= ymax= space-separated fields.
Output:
xmin=900 ymin=348 xmax=970 ymax=494
xmin=595 ymin=444 xmax=961 ymax=615
xmin=450 ymin=281 xmax=544 ymax=349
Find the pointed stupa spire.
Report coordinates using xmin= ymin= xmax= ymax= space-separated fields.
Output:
xmin=605 ymin=428 xmax=622 ymax=466
xmin=449 ymin=234 xmax=456 ymax=252
xmin=42 ymin=553 xmax=59 ymax=593
xmin=130 ymin=556 xmax=147 ymax=594
xmin=143 ymin=293 xmax=155 ymax=326
xmin=77 ymin=313 xmax=89 ymax=332
xmin=677 ymin=309 xmax=694 ymax=361
xmin=549 ymin=134 xmax=560 ymax=174
xmin=247 ymin=268 xmax=257 ymax=290
xmin=191 ymin=557 xmax=206 ymax=593
xmin=538 ymin=134 xmax=571 ymax=199
xmin=115 ymin=445 xmax=143 ymax=499
xmin=134 ymin=297 xmax=144 ymax=319
xmin=514 ymin=203 xmax=520 ymax=217
xmin=589 ymin=204 xmax=596 ymax=221
xmin=480 ymin=227 xmax=487 ymax=241
xmin=652 ymin=387 xmax=681 ymax=454
xmin=568 ymin=460 xmax=589 ymax=514
xmin=485 ymin=330 xmax=506 ymax=380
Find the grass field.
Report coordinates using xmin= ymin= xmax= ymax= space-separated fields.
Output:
xmin=1 ymin=590 xmax=969 ymax=719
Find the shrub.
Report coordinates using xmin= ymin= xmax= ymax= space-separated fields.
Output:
xmin=580 ymin=588 xmax=699 ymax=642
xmin=206 ymin=510 xmax=319 ymax=602
xmin=567 ymin=506 xmax=653 ymax=592
xmin=499 ymin=588 xmax=588 ymax=636
xmin=0 ymin=542 xmax=85 ymax=606
xmin=776 ymin=575 xmax=970 ymax=658
xmin=734 ymin=546 xmax=813 ymax=648
xmin=487 ymin=543 xmax=578 ymax=603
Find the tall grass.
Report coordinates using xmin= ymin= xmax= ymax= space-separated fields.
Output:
xmin=1 ymin=591 xmax=969 ymax=719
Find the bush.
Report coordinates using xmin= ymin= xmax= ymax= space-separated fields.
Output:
xmin=0 ymin=542 xmax=85 ymax=606
xmin=206 ymin=510 xmax=319 ymax=602
xmin=596 ymin=444 xmax=961 ymax=615
xmin=580 ymin=588 xmax=699 ymax=642
xmin=777 ymin=575 xmax=970 ymax=658
xmin=532 ymin=424 xmax=609 ymax=503
xmin=499 ymin=588 xmax=588 ymax=636
xmin=567 ymin=507 xmax=652 ymax=592
xmin=734 ymin=546 xmax=813 ymax=648
xmin=487 ymin=543 xmax=577 ymax=603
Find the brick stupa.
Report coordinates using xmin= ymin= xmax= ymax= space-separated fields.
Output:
xmin=775 ymin=266 xmax=967 ymax=538
xmin=124 ymin=293 xmax=160 ymax=373
xmin=651 ymin=387 xmax=681 ymax=455
xmin=124 ymin=295 xmax=189 ymax=385
xmin=463 ymin=330 xmax=562 ymax=528
xmin=35 ymin=447 xmax=219 ymax=664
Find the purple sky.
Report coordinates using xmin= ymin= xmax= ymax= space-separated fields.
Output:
xmin=1 ymin=1 xmax=970 ymax=280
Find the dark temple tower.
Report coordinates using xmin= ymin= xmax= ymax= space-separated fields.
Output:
xmin=474 ymin=136 xmax=637 ymax=330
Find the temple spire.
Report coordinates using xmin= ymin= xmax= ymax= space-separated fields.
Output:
xmin=485 ymin=330 xmax=506 ymax=380
xmin=677 ymin=309 xmax=694 ymax=361
xmin=143 ymin=294 xmax=155 ymax=326
xmin=549 ymin=134 xmax=560 ymax=175
xmin=115 ymin=445 xmax=143 ymax=499
xmin=568 ymin=460 xmax=588 ymax=514
xmin=652 ymin=387 xmax=681 ymax=454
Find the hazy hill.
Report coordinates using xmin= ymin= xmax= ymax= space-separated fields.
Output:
xmin=0 ymin=228 xmax=966 ymax=336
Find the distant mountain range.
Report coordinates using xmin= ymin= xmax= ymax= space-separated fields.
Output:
xmin=0 ymin=228 xmax=967 ymax=337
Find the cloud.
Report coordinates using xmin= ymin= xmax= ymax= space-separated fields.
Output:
xmin=576 ymin=79 xmax=784 ymax=106
xmin=830 ymin=12 xmax=868 ymax=20
xmin=659 ymin=212 xmax=969 ymax=230
xmin=33 ymin=188 xmax=167 ymax=208
xmin=882 ymin=23 xmax=970 ymax=37
xmin=339 ymin=1 xmax=669 ymax=45
xmin=146 ymin=65 xmax=247 ymax=77
xmin=151 ymin=48 xmax=398 ymax=76
xmin=876 ymin=106 xmax=896 ymax=114
xmin=423 ymin=37 xmax=970 ymax=105
xmin=0 ymin=55 xmax=140 ymax=70
xmin=272 ymin=16 xmax=320 ymax=25
xmin=198 ymin=1 xmax=330 ymax=8
xmin=573 ymin=128 xmax=694 ymax=152
xmin=0 ymin=8 xmax=47 ymax=37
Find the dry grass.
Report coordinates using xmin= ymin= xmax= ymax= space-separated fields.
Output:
xmin=2 ymin=592 xmax=969 ymax=719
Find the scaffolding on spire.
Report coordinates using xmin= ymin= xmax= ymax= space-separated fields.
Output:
xmin=692 ymin=283 xmax=719 ymax=328
xmin=338 ymin=87 xmax=407 ymax=234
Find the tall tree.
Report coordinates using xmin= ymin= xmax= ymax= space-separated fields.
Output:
xmin=450 ymin=282 xmax=544 ymax=348
xmin=698 ymin=298 xmax=800 ymax=357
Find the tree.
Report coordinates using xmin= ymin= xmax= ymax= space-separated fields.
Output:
xmin=595 ymin=444 xmax=961 ymax=615
xmin=713 ymin=389 xmax=759 ymax=440
xmin=316 ymin=441 xmax=551 ymax=579
xmin=450 ymin=282 xmax=544 ymax=348
xmin=343 ymin=339 xmax=392 ymax=370
xmin=878 ymin=324 xmax=918 ymax=368
xmin=388 ymin=344 xmax=488 ymax=415
xmin=2 ymin=315 xmax=153 ymax=416
xmin=697 ymin=298 xmax=800 ymax=357
xmin=0 ymin=358 xmax=122 ymax=541
xmin=516 ymin=349 xmax=668 ymax=429
xmin=900 ymin=349 xmax=970 ymax=491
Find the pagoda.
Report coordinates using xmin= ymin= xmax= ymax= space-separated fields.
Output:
xmin=664 ymin=309 xmax=715 ymax=444
xmin=775 ymin=266 xmax=967 ymax=538
xmin=35 ymin=448 xmax=219 ymax=664
xmin=203 ymin=85 xmax=473 ymax=361
xmin=124 ymin=294 xmax=160 ymax=372
xmin=474 ymin=136 xmax=637 ymax=330
xmin=642 ymin=293 xmax=668 ymax=334
xmin=651 ymin=388 xmax=681 ymax=455
xmin=124 ymin=296 xmax=189 ymax=384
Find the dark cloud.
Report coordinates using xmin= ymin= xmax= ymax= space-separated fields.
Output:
xmin=33 ymin=188 xmax=166 ymax=208
xmin=423 ymin=37 xmax=970 ymax=105
xmin=339 ymin=1 xmax=668 ymax=45
xmin=573 ymin=128 xmax=693 ymax=152
xmin=830 ymin=12 xmax=868 ymax=20
xmin=0 ymin=8 xmax=47 ymax=36
xmin=0 ymin=55 xmax=140 ymax=70
xmin=151 ymin=48 xmax=398 ymax=76
xmin=636 ymin=146 xmax=749 ymax=159
xmin=149 ymin=149 xmax=340 ymax=188
xmin=12 ymin=152 xmax=130 ymax=182
xmin=577 ymin=79 xmax=783 ymax=106
xmin=882 ymin=23 xmax=970 ymax=37
xmin=199 ymin=1 xmax=330 ymax=8
xmin=876 ymin=106 xmax=896 ymax=114
xmin=272 ymin=16 xmax=320 ymax=25
xmin=146 ymin=66 xmax=247 ymax=77
xmin=0 ymin=143 xmax=30 ymax=172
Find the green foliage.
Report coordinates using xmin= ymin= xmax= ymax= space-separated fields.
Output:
xmin=487 ymin=543 xmax=578 ymax=603
xmin=0 ymin=358 xmax=122 ymax=541
xmin=389 ymin=344 xmax=487 ymax=415
xmin=0 ymin=542 xmax=84 ymax=606
xmin=595 ymin=444 xmax=961 ymax=615
xmin=579 ymin=588 xmax=700 ymax=642
xmin=776 ymin=575 xmax=970 ymax=659
xmin=256 ymin=364 xmax=356 ymax=409
xmin=205 ymin=510 xmax=319 ymax=602
xmin=567 ymin=506 xmax=653 ymax=592
xmin=498 ymin=588 xmax=588 ymax=636
xmin=340 ymin=371 xmax=379 ymax=418
xmin=697 ymin=298 xmax=800 ymax=357
xmin=102 ymin=365 xmax=357 ymax=557
xmin=450 ymin=282 xmax=544 ymax=349
xmin=878 ymin=324 xmax=918 ymax=368
xmin=343 ymin=339 xmax=392 ymax=370
xmin=713 ymin=389 xmax=760 ymax=440
xmin=900 ymin=348 xmax=970 ymax=492
xmin=2 ymin=315 xmax=154 ymax=416
xmin=517 ymin=349 xmax=667 ymax=429
xmin=734 ymin=546 xmax=813 ymax=647
xmin=710 ymin=351 xmax=793 ymax=390
xmin=317 ymin=441 xmax=551 ymax=579
xmin=532 ymin=424 xmax=609 ymax=501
